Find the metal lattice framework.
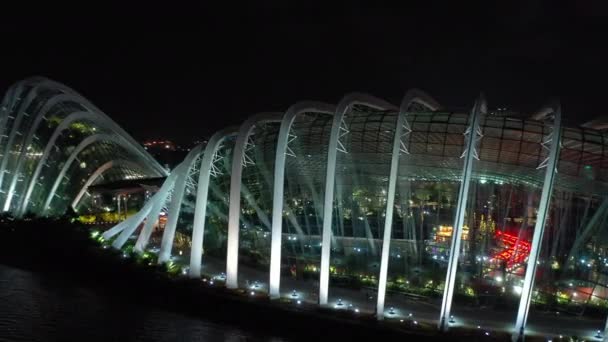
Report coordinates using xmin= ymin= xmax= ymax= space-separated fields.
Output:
xmin=0 ymin=77 xmax=167 ymax=218
xmin=103 ymin=89 xmax=608 ymax=340
xmin=6 ymin=77 xmax=608 ymax=340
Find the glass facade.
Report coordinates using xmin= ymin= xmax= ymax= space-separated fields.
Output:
xmin=0 ymin=78 xmax=168 ymax=218
xmin=109 ymin=93 xmax=606 ymax=340
xmin=5 ymin=78 xmax=608 ymax=339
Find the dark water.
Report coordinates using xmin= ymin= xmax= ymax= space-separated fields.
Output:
xmin=0 ymin=264 xmax=287 ymax=342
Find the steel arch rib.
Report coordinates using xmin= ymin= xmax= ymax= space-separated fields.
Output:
xmin=189 ymin=127 xmax=238 ymax=278
xmin=3 ymin=94 xmax=87 ymax=212
xmin=18 ymin=111 xmax=102 ymax=216
xmin=375 ymin=89 xmax=441 ymax=320
xmin=0 ymin=79 xmax=83 ymax=198
xmin=0 ymin=81 xmax=50 ymax=196
xmin=17 ymin=109 xmax=159 ymax=216
xmin=225 ymin=112 xmax=282 ymax=289
xmin=318 ymin=93 xmax=398 ymax=305
xmin=134 ymin=197 xmax=166 ymax=252
xmin=268 ymin=102 xmax=335 ymax=298
xmin=9 ymin=79 xmax=165 ymax=216
xmin=157 ymin=144 xmax=205 ymax=263
xmin=108 ymin=170 xmax=180 ymax=248
xmin=41 ymin=133 xmax=146 ymax=216
xmin=134 ymin=171 xmax=179 ymax=253
xmin=512 ymin=101 xmax=562 ymax=341
xmin=0 ymin=81 xmax=23 ymax=135
xmin=0 ymin=78 xmax=48 ymax=143
xmin=39 ymin=79 xmax=166 ymax=176
xmin=71 ymin=159 xmax=147 ymax=210
xmin=102 ymin=196 xmax=153 ymax=241
xmin=438 ymin=95 xmax=486 ymax=331
xmin=5 ymin=78 xmax=166 ymax=178
xmin=565 ymin=198 xmax=608 ymax=270
xmin=0 ymin=78 xmax=48 ymax=148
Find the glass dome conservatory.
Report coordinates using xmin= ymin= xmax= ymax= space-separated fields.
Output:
xmin=0 ymin=77 xmax=167 ymax=217
xmin=103 ymin=89 xmax=608 ymax=340
xmin=4 ymin=77 xmax=608 ymax=340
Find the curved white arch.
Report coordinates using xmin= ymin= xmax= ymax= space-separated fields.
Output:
xmin=268 ymin=101 xmax=335 ymax=298
xmin=41 ymin=133 xmax=149 ymax=216
xmin=189 ymin=127 xmax=238 ymax=278
xmin=0 ymin=78 xmax=45 ymax=142
xmin=133 ymin=168 xmax=182 ymax=252
xmin=438 ymin=95 xmax=487 ymax=331
xmin=512 ymin=101 xmax=562 ymax=340
xmin=19 ymin=111 xmax=102 ymax=216
xmin=18 ymin=78 xmax=166 ymax=176
xmin=70 ymin=159 xmax=148 ymax=210
xmin=107 ymin=167 xmax=180 ymax=248
xmin=0 ymin=81 xmax=22 ymax=133
xmin=0 ymin=80 xmax=57 ymax=194
xmin=157 ymin=144 xmax=205 ymax=263
xmin=318 ymin=93 xmax=398 ymax=305
xmin=3 ymin=94 xmax=87 ymax=212
xmin=17 ymin=110 xmax=159 ymax=216
xmin=225 ymin=112 xmax=282 ymax=289
xmin=1 ymin=78 xmax=165 ymax=180
xmin=375 ymin=89 xmax=441 ymax=319
xmin=7 ymin=79 xmax=166 ymax=217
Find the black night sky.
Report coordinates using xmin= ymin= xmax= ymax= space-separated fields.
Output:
xmin=1 ymin=2 xmax=607 ymax=143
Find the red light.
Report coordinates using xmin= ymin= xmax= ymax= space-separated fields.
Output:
xmin=493 ymin=231 xmax=531 ymax=268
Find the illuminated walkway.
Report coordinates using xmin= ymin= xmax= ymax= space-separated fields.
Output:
xmin=187 ymin=256 xmax=605 ymax=341
xmin=103 ymin=91 xmax=608 ymax=341
xmin=3 ymin=77 xmax=608 ymax=341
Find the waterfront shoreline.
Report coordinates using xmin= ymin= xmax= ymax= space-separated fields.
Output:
xmin=0 ymin=219 xmax=509 ymax=341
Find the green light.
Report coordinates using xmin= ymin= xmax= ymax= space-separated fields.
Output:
xmin=480 ymin=178 xmax=487 ymax=184
xmin=584 ymin=165 xmax=592 ymax=170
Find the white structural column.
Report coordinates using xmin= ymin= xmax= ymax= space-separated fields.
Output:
xmin=102 ymin=199 xmax=151 ymax=242
xmin=107 ymin=165 xmax=182 ymax=248
xmin=438 ymin=96 xmax=486 ymax=331
xmin=1 ymin=78 xmax=165 ymax=215
xmin=17 ymin=110 xmax=159 ymax=216
xmin=0 ymin=79 xmax=70 ymax=200
xmin=133 ymin=160 xmax=198 ymax=252
xmin=41 ymin=133 xmax=115 ymax=214
xmin=226 ymin=113 xmax=281 ymax=289
xmin=157 ymin=144 xmax=205 ymax=263
xmin=71 ymin=159 xmax=144 ymax=210
xmin=3 ymin=94 xmax=82 ymax=212
xmin=376 ymin=89 xmax=440 ymax=320
xmin=18 ymin=111 xmax=95 ymax=215
xmin=268 ymin=102 xmax=334 ymax=299
xmin=28 ymin=79 xmax=166 ymax=175
xmin=0 ymin=81 xmax=23 ymax=134
xmin=41 ymin=133 xmax=148 ymax=216
xmin=566 ymin=198 xmax=608 ymax=269
xmin=189 ymin=127 xmax=238 ymax=278
xmin=512 ymin=102 xmax=562 ymax=341
xmin=318 ymin=94 xmax=397 ymax=305
xmin=0 ymin=84 xmax=45 ymax=196
xmin=16 ymin=79 xmax=165 ymax=213
xmin=134 ymin=184 xmax=173 ymax=253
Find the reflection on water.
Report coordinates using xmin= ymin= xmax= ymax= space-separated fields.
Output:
xmin=0 ymin=264 xmax=286 ymax=342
